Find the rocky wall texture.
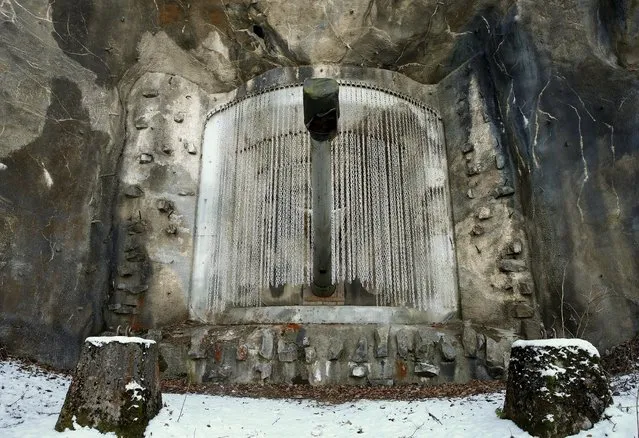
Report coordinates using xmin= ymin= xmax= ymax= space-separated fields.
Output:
xmin=0 ymin=0 xmax=637 ymax=368
xmin=155 ymin=322 xmax=517 ymax=385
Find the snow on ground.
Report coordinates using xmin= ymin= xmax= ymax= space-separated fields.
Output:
xmin=1 ymin=360 xmax=637 ymax=438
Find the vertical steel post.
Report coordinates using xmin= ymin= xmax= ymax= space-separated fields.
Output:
xmin=303 ymin=78 xmax=339 ymax=297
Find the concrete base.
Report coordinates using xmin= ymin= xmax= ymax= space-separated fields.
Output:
xmin=155 ymin=321 xmax=518 ymax=386
xmin=213 ymin=306 xmax=456 ymax=325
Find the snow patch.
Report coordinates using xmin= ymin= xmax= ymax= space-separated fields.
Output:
xmin=85 ymin=336 xmax=155 ymax=348
xmin=512 ymin=338 xmax=600 ymax=357
xmin=2 ymin=359 xmax=638 ymax=437
xmin=126 ymin=381 xmax=145 ymax=401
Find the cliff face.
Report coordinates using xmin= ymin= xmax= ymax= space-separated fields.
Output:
xmin=0 ymin=0 xmax=637 ymax=368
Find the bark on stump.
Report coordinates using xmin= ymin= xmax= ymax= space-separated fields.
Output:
xmin=502 ymin=339 xmax=611 ymax=438
xmin=55 ymin=336 xmax=162 ymax=437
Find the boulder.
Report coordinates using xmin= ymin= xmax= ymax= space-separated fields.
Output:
xmin=55 ymin=336 xmax=162 ymax=438
xmin=502 ymin=339 xmax=612 ymax=438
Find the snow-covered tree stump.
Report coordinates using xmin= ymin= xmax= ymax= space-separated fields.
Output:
xmin=55 ymin=336 xmax=162 ymax=437
xmin=502 ymin=339 xmax=611 ymax=438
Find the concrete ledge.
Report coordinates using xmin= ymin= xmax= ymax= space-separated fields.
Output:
xmin=213 ymin=306 xmax=456 ymax=325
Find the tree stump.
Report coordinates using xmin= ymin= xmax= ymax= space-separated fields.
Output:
xmin=55 ymin=336 xmax=162 ymax=437
xmin=502 ymin=339 xmax=611 ymax=438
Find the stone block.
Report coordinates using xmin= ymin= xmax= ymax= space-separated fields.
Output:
xmin=462 ymin=323 xmax=478 ymax=358
xmin=350 ymin=363 xmax=368 ymax=378
xmin=277 ymin=339 xmax=298 ymax=362
xmin=493 ymin=185 xmax=515 ymax=198
xmin=503 ymin=339 xmax=612 ymax=438
xmin=139 ymin=153 xmax=153 ymax=164
xmin=471 ymin=224 xmax=485 ymax=236
xmin=254 ymin=363 xmax=272 ymax=380
xmin=123 ymin=184 xmax=144 ymax=198
xmin=396 ymin=329 xmax=412 ymax=359
xmin=461 ymin=142 xmax=474 ymax=153
xmin=498 ymin=259 xmax=527 ymax=272
xmin=304 ymin=347 xmax=317 ymax=364
xmin=374 ymin=326 xmax=389 ymax=358
xmin=439 ymin=337 xmax=457 ymax=362
xmin=414 ymin=362 xmax=439 ymax=377
xmin=414 ymin=330 xmax=437 ymax=360
xmin=236 ymin=344 xmax=248 ymax=361
xmin=476 ymin=206 xmax=493 ymax=220
xmin=55 ymin=337 xmax=161 ymax=438
xmin=327 ymin=339 xmax=343 ymax=361
xmin=259 ymin=329 xmax=274 ymax=360
xmin=351 ymin=337 xmax=368 ymax=363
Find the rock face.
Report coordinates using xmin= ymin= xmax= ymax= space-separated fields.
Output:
xmin=0 ymin=0 xmax=637 ymax=368
xmin=55 ymin=336 xmax=162 ymax=437
xmin=503 ymin=339 xmax=612 ymax=438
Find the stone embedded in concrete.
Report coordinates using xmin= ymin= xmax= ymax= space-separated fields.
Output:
xmin=208 ymin=364 xmax=232 ymax=381
xmin=307 ymin=361 xmax=323 ymax=385
xmin=187 ymin=328 xmax=209 ymax=360
xmin=142 ymin=89 xmax=159 ymax=98
xmin=503 ymin=339 xmax=611 ymax=438
xmin=374 ymin=326 xmax=390 ymax=358
xmin=440 ymin=337 xmax=457 ymax=361
xmin=350 ymin=363 xmax=368 ymax=378
xmin=139 ymin=153 xmax=154 ymax=164
xmin=328 ymin=339 xmax=344 ymax=361
xmin=304 ymin=346 xmax=317 ymax=364
xmin=486 ymin=336 xmax=513 ymax=378
xmin=476 ymin=206 xmax=493 ymax=220
xmin=123 ymin=184 xmax=144 ymax=198
xmin=495 ymin=153 xmax=506 ymax=169
xmin=466 ymin=163 xmax=480 ymax=176
xmin=471 ymin=224 xmax=485 ymax=236
xmin=156 ymin=199 xmax=175 ymax=214
xmin=277 ymin=339 xmax=298 ymax=362
xmin=134 ymin=116 xmax=149 ymax=130
xmin=165 ymin=224 xmax=178 ymax=235
xmin=467 ymin=188 xmax=475 ymax=199
xmin=351 ymin=337 xmax=368 ymax=363
xmin=161 ymin=144 xmax=173 ymax=155
xmin=173 ymin=113 xmax=184 ymax=123
xmin=462 ymin=323 xmax=478 ymax=358
xmin=55 ymin=337 xmax=161 ymax=438
xmin=515 ymin=280 xmax=532 ymax=295
xmin=184 ymin=141 xmax=197 ymax=155
xmin=396 ymin=329 xmax=412 ymax=359
xmin=499 ymin=259 xmax=527 ymax=272
xmin=461 ymin=142 xmax=474 ymax=154
xmin=493 ymin=185 xmax=515 ymax=198
xmin=507 ymin=239 xmax=523 ymax=255
xmin=236 ymin=344 xmax=248 ymax=361
xmin=414 ymin=330 xmax=437 ymax=360
xmin=414 ymin=362 xmax=439 ymax=377
xmin=259 ymin=330 xmax=274 ymax=360
xmin=254 ymin=362 xmax=272 ymax=380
